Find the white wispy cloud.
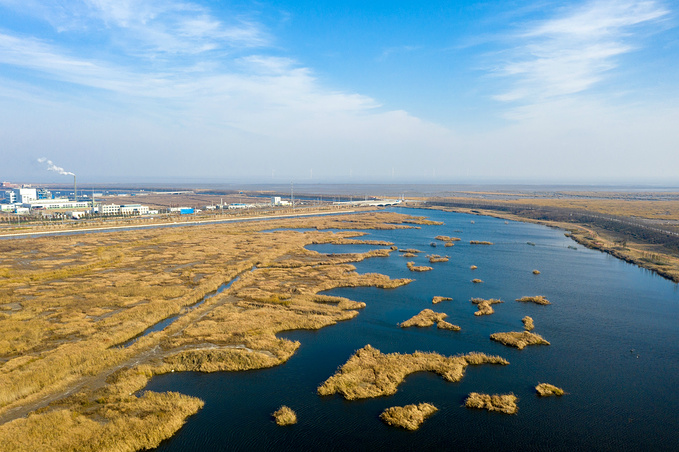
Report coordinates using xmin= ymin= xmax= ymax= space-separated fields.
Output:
xmin=493 ymin=0 xmax=669 ymax=102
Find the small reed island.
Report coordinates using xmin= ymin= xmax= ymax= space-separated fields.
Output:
xmin=427 ymin=254 xmax=449 ymax=263
xmin=435 ymin=235 xmax=461 ymax=247
xmin=407 ymin=261 xmax=433 ymax=272
xmin=432 ymin=296 xmax=452 ymax=304
xmin=470 ymin=240 xmax=493 ymax=245
xmin=532 ymin=269 xmax=541 ymax=274
xmin=516 ymin=295 xmax=551 ymax=305
xmin=317 ymin=345 xmax=508 ymax=400
xmin=535 ymin=383 xmax=565 ymax=397
xmin=465 ymin=393 xmax=518 ymax=414
xmin=472 ymin=278 xmax=483 ymax=284
xmin=490 ymin=331 xmax=550 ymax=349
xmin=522 ymin=316 xmax=535 ymax=331
xmin=272 ymin=406 xmax=297 ymax=426
xmin=400 ymin=309 xmax=460 ymax=331
xmin=380 ymin=403 xmax=438 ymax=430
xmin=399 ymin=248 xmax=422 ymax=258
xmin=471 ymin=298 xmax=503 ymax=316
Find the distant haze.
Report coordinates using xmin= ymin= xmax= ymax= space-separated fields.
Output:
xmin=1 ymin=1 xmax=678 ymax=185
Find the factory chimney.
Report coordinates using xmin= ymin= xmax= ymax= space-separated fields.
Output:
xmin=74 ymin=175 xmax=77 ymax=202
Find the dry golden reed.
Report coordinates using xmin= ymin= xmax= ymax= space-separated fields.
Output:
xmin=465 ymin=392 xmax=518 ymax=414
xmin=471 ymin=298 xmax=503 ymax=316
xmin=432 ymin=296 xmax=452 ymax=304
xmin=490 ymin=331 xmax=550 ymax=349
xmin=272 ymin=406 xmax=297 ymax=425
xmin=317 ymin=345 xmax=508 ymax=400
xmin=380 ymin=403 xmax=437 ymax=430
xmin=516 ymin=295 xmax=551 ymax=305
xmin=407 ymin=262 xmax=433 ymax=272
xmin=535 ymin=383 xmax=565 ymax=396
xmin=522 ymin=316 xmax=535 ymax=331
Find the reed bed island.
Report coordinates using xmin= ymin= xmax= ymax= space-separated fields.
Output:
xmin=317 ymin=345 xmax=508 ymax=400
xmin=0 ymin=211 xmax=435 ymax=451
xmin=380 ymin=403 xmax=438 ymax=430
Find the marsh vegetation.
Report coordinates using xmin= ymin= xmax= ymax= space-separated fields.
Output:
xmin=380 ymin=403 xmax=437 ymax=430
xmin=0 ymin=210 xmax=422 ymax=450
xmin=516 ymin=296 xmax=551 ymax=305
xmin=407 ymin=262 xmax=433 ymax=272
xmin=317 ymin=345 xmax=508 ymax=400
xmin=465 ymin=393 xmax=518 ymax=414
xmin=490 ymin=331 xmax=550 ymax=350
xmin=535 ymin=383 xmax=564 ymax=397
xmin=273 ymin=406 xmax=297 ymax=426
xmin=471 ymin=298 xmax=503 ymax=316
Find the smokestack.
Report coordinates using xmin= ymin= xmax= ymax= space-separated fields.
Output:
xmin=74 ymin=175 xmax=77 ymax=202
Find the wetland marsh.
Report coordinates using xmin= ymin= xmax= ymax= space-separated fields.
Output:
xmin=1 ymin=208 xmax=678 ymax=451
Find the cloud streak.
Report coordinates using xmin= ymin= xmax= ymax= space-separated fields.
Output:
xmin=493 ymin=0 xmax=669 ymax=103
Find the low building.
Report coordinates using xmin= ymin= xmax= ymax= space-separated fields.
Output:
xmin=25 ymin=198 xmax=90 ymax=210
xmin=120 ymin=204 xmax=149 ymax=215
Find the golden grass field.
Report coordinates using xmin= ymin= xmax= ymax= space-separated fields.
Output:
xmin=0 ymin=210 xmax=432 ymax=451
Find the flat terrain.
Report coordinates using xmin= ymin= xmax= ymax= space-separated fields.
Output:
xmin=424 ymin=191 xmax=679 ymax=283
xmin=0 ymin=211 xmax=425 ymax=451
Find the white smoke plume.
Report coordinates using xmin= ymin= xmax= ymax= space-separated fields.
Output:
xmin=37 ymin=157 xmax=75 ymax=176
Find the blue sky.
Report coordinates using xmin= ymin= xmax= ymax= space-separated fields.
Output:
xmin=1 ymin=0 xmax=678 ymax=184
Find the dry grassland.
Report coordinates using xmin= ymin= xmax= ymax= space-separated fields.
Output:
xmin=272 ymin=406 xmax=297 ymax=426
xmin=317 ymin=345 xmax=508 ymax=400
xmin=535 ymin=383 xmax=565 ymax=396
xmin=490 ymin=331 xmax=550 ymax=350
xmin=471 ymin=298 xmax=503 ymax=316
xmin=465 ymin=392 xmax=518 ymax=414
xmin=380 ymin=403 xmax=437 ymax=430
xmin=0 ymin=210 xmax=422 ymax=451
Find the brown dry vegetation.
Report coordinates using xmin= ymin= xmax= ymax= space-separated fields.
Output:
xmin=427 ymin=254 xmax=449 ymax=263
xmin=399 ymin=249 xmax=422 ymax=254
xmin=407 ymin=262 xmax=433 ymax=272
xmin=472 ymin=278 xmax=483 ymax=284
xmin=490 ymin=331 xmax=550 ymax=349
xmin=522 ymin=316 xmax=535 ymax=331
xmin=317 ymin=345 xmax=508 ymax=400
xmin=435 ymin=235 xmax=461 ymax=242
xmin=535 ymin=383 xmax=565 ymax=396
xmin=0 ymin=210 xmax=419 ymax=450
xmin=516 ymin=296 xmax=551 ymax=305
xmin=432 ymin=296 xmax=452 ymax=304
xmin=436 ymin=320 xmax=461 ymax=331
xmin=465 ymin=392 xmax=518 ymax=414
xmin=470 ymin=265 xmax=478 ymax=270
xmin=532 ymin=269 xmax=541 ymax=275
xmin=380 ymin=403 xmax=437 ymax=430
xmin=400 ymin=309 xmax=447 ymax=328
xmin=535 ymin=383 xmax=565 ymax=397
xmin=272 ymin=406 xmax=297 ymax=426
xmin=471 ymin=298 xmax=503 ymax=316
xmin=470 ymin=241 xmax=493 ymax=245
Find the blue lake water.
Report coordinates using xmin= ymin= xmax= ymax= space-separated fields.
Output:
xmin=146 ymin=208 xmax=679 ymax=451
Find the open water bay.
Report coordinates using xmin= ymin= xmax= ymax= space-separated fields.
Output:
xmin=146 ymin=208 xmax=679 ymax=451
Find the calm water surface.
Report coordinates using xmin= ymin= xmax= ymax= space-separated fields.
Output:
xmin=147 ymin=208 xmax=679 ymax=451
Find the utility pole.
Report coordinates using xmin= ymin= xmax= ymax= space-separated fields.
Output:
xmin=291 ymin=182 xmax=294 ymax=210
